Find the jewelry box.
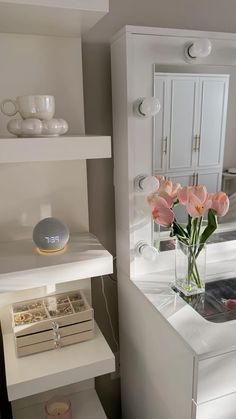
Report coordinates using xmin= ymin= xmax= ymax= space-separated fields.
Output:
xmin=12 ymin=290 xmax=94 ymax=357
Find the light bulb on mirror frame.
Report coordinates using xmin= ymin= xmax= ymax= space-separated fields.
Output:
xmin=133 ymin=97 xmax=161 ymax=118
xmin=184 ymin=38 xmax=212 ymax=62
xmin=135 ymin=241 xmax=159 ymax=262
xmin=134 ymin=174 xmax=159 ymax=194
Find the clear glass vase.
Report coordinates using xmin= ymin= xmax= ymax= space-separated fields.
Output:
xmin=175 ymin=239 xmax=206 ymax=296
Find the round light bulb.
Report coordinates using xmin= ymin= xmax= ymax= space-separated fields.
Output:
xmin=188 ymin=38 xmax=212 ymax=59
xmin=142 ymin=244 xmax=159 ymax=262
xmin=135 ymin=241 xmax=159 ymax=262
xmin=139 ymin=97 xmax=161 ymax=117
xmin=139 ymin=176 xmax=159 ymax=194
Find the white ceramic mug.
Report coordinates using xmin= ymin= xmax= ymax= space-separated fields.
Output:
xmin=1 ymin=95 xmax=55 ymax=120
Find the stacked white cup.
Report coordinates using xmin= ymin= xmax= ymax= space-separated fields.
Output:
xmin=1 ymin=95 xmax=68 ymax=137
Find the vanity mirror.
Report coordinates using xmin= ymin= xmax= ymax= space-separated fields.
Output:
xmin=112 ymin=26 xmax=236 ymax=278
xmin=153 ymin=63 xmax=236 ymax=244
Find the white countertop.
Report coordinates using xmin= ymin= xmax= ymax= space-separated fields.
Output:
xmin=133 ymin=251 xmax=236 ymax=360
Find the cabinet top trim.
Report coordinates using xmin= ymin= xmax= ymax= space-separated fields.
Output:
xmin=155 ymin=72 xmax=230 ymax=79
xmin=112 ymin=25 xmax=236 ymax=43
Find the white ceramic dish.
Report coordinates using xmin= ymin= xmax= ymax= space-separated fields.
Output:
xmin=7 ymin=118 xmax=68 ymax=137
xmin=228 ymin=168 xmax=236 ymax=174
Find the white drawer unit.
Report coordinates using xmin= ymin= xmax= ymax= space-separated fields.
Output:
xmin=195 ymin=392 xmax=236 ymax=419
xmin=196 ymin=351 xmax=236 ymax=404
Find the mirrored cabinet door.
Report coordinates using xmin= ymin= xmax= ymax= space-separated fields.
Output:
xmin=167 ymin=76 xmax=199 ymax=173
xmin=154 ymin=72 xmax=229 ymax=195
xmin=197 ymin=76 xmax=229 ymax=170
xmin=197 ymin=171 xmax=221 ymax=192
xmin=154 ymin=73 xmax=199 ymax=174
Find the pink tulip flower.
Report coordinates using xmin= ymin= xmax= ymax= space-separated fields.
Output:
xmin=156 ymin=176 xmax=181 ymax=199
xmin=171 ymin=182 xmax=182 ymax=199
xmin=147 ymin=192 xmax=173 ymax=210
xmin=178 ymin=185 xmax=212 ymax=218
xmin=192 ymin=185 xmax=207 ymax=203
xmin=152 ymin=206 xmax=175 ymax=227
xmin=186 ymin=193 xmax=212 ymax=218
xmin=178 ymin=185 xmax=207 ymax=206
xmin=156 ymin=176 xmax=172 ymax=195
xmin=147 ymin=194 xmax=174 ymax=227
xmin=177 ymin=186 xmax=189 ymax=205
xmin=211 ymin=192 xmax=229 ymax=216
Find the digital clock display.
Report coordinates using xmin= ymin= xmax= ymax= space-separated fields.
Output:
xmin=44 ymin=236 xmax=60 ymax=244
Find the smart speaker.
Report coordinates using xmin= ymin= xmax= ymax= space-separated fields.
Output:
xmin=33 ymin=217 xmax=70 ymax=253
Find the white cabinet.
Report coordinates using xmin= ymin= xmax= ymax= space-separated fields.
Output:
xmin=112 ymin=25 xmax=236 ymax=419
xmin=154 ymin=73 xmax=229 ymax=192
xmin=193 ymin=351 xmax=236 ymax=419
xmin=154 ymin=74 xmax=199 ymax=174
xmin=197 ymin=171 xmax=221 ymax=192
xmin=153 ymin=76 xmax=168 ymax=173
xmin=168 ymin=76 xmax=199 ymax=172
xmin=195 ymin=392 xmax=236 ymax=419
xmin=197 ymin=77 xmax=228 ymax=169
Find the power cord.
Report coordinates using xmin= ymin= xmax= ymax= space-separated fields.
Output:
xmin=101 ymin=275 xmax=119 ymax=351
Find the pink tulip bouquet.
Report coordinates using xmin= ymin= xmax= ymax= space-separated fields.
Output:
xmin=147 ymin=177 xmax=230 ymax=295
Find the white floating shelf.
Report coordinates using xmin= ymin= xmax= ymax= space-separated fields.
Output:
xmin=13 ymin=389 xmax=107 ymax=419
xmin=0 ymin=233 xmax=113 ymax=292
xmin=3 ymin=322 xmax=115 ymax=401
xmin=0 ymin=0 xmax=109 ymax=37
xmin=0 ymin=135 xmax=111 ymax=163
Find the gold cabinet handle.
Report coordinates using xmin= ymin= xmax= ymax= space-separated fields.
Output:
xmin=196 ymin=173 xmax=199 ymax=185
xmin=193 ymin=135 xmax=198 ymax=151
xmin=197 ymin=135 xmax=201 ymax=151
xmin=162 ymin=137 xmax=167 ymax=154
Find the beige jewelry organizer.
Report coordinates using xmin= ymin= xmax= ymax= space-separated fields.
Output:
xmin=12 ymin=290 xmax=94 ymax=357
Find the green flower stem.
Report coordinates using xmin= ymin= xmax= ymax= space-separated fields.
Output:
xmin=187 ymin=245 xmax=202 ymax=288
xmin=178 ymin=215 xmax=204 ymax=290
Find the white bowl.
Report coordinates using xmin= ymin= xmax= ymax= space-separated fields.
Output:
xmin=7 ymin=118 xmax=69 ymax=137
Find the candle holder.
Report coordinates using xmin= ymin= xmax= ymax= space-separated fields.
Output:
xmin=45 ymin=396 xmax=72 ymax=419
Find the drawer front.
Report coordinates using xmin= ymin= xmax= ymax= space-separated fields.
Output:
xmin=16 ymin=319 xmax=94 ymax=347
xmin=197 ymin=351 xmax=236 ymax=404
xmin=17 ymin=329 xmax=94 ymax=357
xmin=15 ymin=308 xmax=93 ymax=337
xmin=195 ymin=392 xmax=236 ymax=419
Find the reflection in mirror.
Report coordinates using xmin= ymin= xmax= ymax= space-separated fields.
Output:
xmin=153 ymin=64 xmax=236 ymax=248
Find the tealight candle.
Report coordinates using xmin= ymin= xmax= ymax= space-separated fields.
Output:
xmin=45 ymin=397 xmax=72 ymax=419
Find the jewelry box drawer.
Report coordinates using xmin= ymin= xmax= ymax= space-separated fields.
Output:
xmin=16 ymin=329 xmax=94 ymax=357
xmin=16 ymin=319 xmax=94 ymax=348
